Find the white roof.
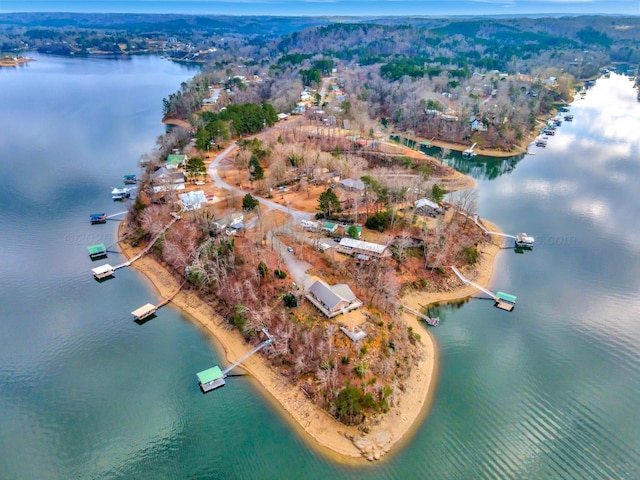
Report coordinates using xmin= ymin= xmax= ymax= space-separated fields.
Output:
xmin=179 ymin=190 xmax=207 ymax=211
xmin=131 ymin=303 xmax=156 ymax=318
xmin=92 ymin=264 xmax=114 ymax=275
xmin=339 ymin=237 xmax=387 ymax=254
xmin=415 ymin=198 xmax=440 ymax=210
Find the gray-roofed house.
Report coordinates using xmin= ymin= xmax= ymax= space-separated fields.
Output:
xmin=339 ymin=178 xmax=365 ymax=192
xmin=306 ymin=279 xmax=362 ymax=318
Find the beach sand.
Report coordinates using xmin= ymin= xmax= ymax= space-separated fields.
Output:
xmin=117 ymin=213 xmax=502 ymax=461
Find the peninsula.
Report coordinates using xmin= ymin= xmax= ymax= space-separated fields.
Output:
xmin=119 ymin=112 xmax=505 ymax=460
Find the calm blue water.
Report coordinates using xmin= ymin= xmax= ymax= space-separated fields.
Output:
xmin=1 ymin=55 xmax=640 ymax=479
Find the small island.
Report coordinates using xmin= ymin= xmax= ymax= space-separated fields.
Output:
xmin=0 ymin=55 xmax=33 ymax=67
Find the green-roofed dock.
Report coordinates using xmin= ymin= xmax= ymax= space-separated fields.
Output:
xmin=197 ymin=366 xmax=226 ymax=392
xmin=196 ymin=328 xmax=274 ymax=394
xmin=450 ymin=266 xmax=518 ymax=312
xmin=87 ymin=244 xmax=107 ymax=259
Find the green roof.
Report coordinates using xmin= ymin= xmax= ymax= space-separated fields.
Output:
xmin=496 ymin=291 xmax=517 ymax=303
xmin=166 ymin=154 xmax=186 ymax=166
xmin=197 ymin=366 xmax=223 ymax=384
xmin=87 ymin=244 xmax=107 ymax=255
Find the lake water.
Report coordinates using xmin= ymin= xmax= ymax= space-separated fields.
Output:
xmin=1 ymin=55 xmax=639 ymax=479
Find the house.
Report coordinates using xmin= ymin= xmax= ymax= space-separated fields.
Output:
xmin=150 ymin=167 xmax=185 ymax=193
xmin=338 ymin=237 xmax=389 ymax=258
xmin=179 ymin=190 xmax=207 ymax=211
xmin=415 ymin=198 xmax=443 ymax=216
xmin=166 ymin=154 xmax=187 ymax=168
xmin=322 ymin=171 xmax=341 ymax=183
xmin=338 ymin=178 xmax=365 ymax=193
xmin=322 ymin=222 xmax=339 ymax=234
xmin=306 ymin=279 xmax=362 ymax=318
xmin=300 ymin=220 xmax=319 ymax=231
xmin=470 ymin=117 xmax=487 ymax=132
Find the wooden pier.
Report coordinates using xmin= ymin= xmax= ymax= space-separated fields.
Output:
xmin=197 ymin=329 xmax=274 ymax=393
xmin=131 ymin=281 xmax=185 ymax=323
xmin=450 ymin=266 xmax=517 ymax=312
xmin=457 ymin=211 xmax=534 ymax=248
xmin=93 ymin=215 xmax=180 ymax=278
xmin=401 ymin=304 xmax=440 ymax=326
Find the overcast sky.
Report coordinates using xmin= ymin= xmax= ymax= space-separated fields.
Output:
xmin=2 ymin=0 xmax=639 ymax=16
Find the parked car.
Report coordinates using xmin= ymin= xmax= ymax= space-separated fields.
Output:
xmin=287 ymin=247 xmax=294 ymax=253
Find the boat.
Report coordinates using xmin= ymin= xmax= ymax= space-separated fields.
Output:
xmin=111 ymin=187 xmax=132 ymax=201
xmin=564 ymin=114 xmax=574 ymax=121
xmin=90 ymin=213 xmax=107 ymax=224
xmin=515 ymin=233 xmax=535 ymax=249
xmin=462 ymin=142 xmax=477 ymax=158
xmin=123 ymin=174 xmax=137 ymax=184
xmin=542 ymin=128 xmax=555 ymax=136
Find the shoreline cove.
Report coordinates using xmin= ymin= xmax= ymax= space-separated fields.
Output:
xmin=117 ymin=211 xmax=503 ymax=461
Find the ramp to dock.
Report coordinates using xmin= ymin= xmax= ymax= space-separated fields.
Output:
xmin=450 ymin=266 xmax=497 ymax=300
xmin=400 ymin=304 xmax=440 ymax=326
xmin=111 ymin=217 xmax=179 ymax=271
xmin=456 ymin=211 xmax=516 ymax=239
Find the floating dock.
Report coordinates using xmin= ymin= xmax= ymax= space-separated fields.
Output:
xmin=131 ymin=281 xmax=184 ymax=323
xmin=131 ymin=303 xmax=157 ymax=322
xmin=450 ymin=266 xmax=517 ymax=312
xmin=197 ymin=366 xmax=226 ymax=392
xmin=90 ymin=213 xmax=107 ymax=224
xmin=87 ymin=243 xmax=107 ymax=259
xmin=495 ymin=291 xmax=517 ymax=311
xmin=197 ymin=328 xmax=274 ymax=393
xmin=92 ymin=264 xmax=114 ymax=280
xmin=92 ymin=216 xmax=179 ymax=279
xmin=123 ymin=174 xmax=137 ymax=184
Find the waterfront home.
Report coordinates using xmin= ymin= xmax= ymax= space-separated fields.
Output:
xmin=306 ymin=280 xmax=362 ymax=318
xmin=337 ymin=237 xmax=389 ymax=258
xmin=151 ymin=167 xmax=185 ymax=193
xmin=166 ymin=154 xmax=187 ymax=169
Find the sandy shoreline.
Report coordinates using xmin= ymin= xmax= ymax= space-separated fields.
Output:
xmin=117 ymin=209 xmax=502 ymax=461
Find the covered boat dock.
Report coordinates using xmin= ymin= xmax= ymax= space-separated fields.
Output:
xmin=197 ymin=366 xmax=226 ymax=392
xmin=87 ymin=243 xmax=107 ymax=259
xmin=90 ymin=213 xmax=107 ymax=224
xmin=495 ymin=291 xmax=517 ymax=311
xmin=92 ymin=264 xmax=114 ymax=280
xmin=131 ymin=303 xmax=158 ymax=322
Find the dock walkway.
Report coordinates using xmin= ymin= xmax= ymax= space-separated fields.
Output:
xmin=112 ymin=216 xmax=179 ymax=271
xmin=457 ymin=211 xmax=516 ymax=239
xmin=401 ymin=304 xmax=440 ymax=326
xmin=450 ymin=266 xmax=497 ymax=300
